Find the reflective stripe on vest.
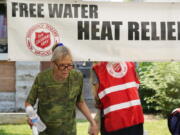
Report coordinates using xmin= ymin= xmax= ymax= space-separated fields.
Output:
xmin=104 ymin=99 xmax=141 ymax=115
xmin=98 ymin=81 xmax=139 ymax=99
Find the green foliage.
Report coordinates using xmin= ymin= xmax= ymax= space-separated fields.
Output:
xmin=137 ymin=62 xmax=180 ymax=117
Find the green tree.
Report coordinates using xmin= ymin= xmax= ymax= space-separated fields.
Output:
xmin=138 ymin=62 xmax=180 ymax=116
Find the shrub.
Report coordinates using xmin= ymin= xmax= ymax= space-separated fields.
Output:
xmin=137 ymin=62 xmax=180 ymax=117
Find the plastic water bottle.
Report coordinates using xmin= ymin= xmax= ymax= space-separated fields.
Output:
xmin=26 ymin=106 xmax=46 ymax=133
xmin=32 ymin=126 xmax=38 ymax=135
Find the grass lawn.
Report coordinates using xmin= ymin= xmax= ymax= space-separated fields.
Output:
xmin=144 ymin=119 xmax=170 ymax=135
xmin=0 ymin=119 xmax=170 ymax=135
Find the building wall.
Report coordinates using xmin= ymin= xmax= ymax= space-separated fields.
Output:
xmin=0 ymin=61 xmax=15 ymax=92
xmin=0 ymin=61 xmax=40 ymax=112
xmin=0 ymin=61 xmax=15 ymax=112
xmin=0 ymin=92 xmax=15 ymax=112
xmin=15 ymin=62 xmax=40 ymax=111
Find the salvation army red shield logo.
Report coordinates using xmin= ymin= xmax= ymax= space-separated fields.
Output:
xmin=35 ymin=32 xmax=51 ymax=49
xmin=112 ymin=63 xmax=122 ymax=72
xmin=106 ymin=62 xmax=128 ymax=78
xmin=26 ymin=23 xmax=60 ymax=56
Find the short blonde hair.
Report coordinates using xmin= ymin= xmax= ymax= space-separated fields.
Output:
xmin=51 ymin=43 xmax=72 ymax=62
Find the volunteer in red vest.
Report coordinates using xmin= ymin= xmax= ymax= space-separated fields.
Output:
xmin=92 ymin=62 xmax=144 ymax=135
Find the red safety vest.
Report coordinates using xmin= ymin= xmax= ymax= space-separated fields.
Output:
xmin=93 ymin=62 xmax=144 ymax=132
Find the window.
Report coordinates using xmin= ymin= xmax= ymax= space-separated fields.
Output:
xmin=0 ymin=2 xmax=8 ymax=60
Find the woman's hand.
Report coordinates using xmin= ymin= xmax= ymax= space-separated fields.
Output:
xmin=27 ymin=118 xmax=33 ymax=128
xmin=88 ymin=121 xmax=99 ymax=135
xmin=25 ymin=102 xmax=34 ymax=128
xmin=77 ymin=101 xmax=99 ymax=135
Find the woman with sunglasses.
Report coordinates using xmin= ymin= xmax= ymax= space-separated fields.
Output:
xmin=25 ymin=43 xmax=98 ymax=135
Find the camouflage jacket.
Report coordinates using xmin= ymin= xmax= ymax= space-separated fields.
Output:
xmin=26 ymin=68 xmax=84 ymax=135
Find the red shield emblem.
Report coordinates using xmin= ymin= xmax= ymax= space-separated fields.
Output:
xmin=34 ymin=32 xmax=51 ymax=49
xmin=113 ymin=63 xmax=122 ymax=72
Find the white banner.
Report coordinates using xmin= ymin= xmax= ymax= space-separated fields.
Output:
xmin=7 ymin=0 xmax=180 ymax=61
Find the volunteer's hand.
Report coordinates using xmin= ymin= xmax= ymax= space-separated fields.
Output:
xmin=176 ymin=108 xmax=180 ymax=112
